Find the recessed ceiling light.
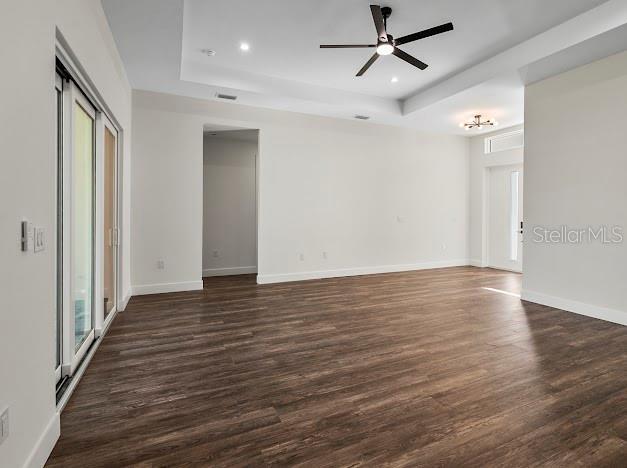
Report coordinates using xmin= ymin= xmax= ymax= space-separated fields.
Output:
xmin=354 ymin=115 xmax=370 ymax=120
xmin=240 ymin=42 xmax=250 ymax=52
xmin=391 ymin=76 xmax=398 ymax=83
xmin=201 ymin=49 xmax=216 ymax=57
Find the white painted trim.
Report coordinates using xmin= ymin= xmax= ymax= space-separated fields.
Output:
xmin=521 ymin=289 xmax=627 ymax=327
xmin=132 ymin=280 xmax=204 ymax=296
xmin=203 ymin=266 xmax=257 ymax=277
xmin=257 ymin=259 xmax=470 ymax=284
xmin=469 ymin=259 xmax=487 ymax=267
xmin=24 ymin=412 xmax=60 ymax=468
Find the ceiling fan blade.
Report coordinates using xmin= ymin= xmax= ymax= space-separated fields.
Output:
xmin=392 ymin=48 xmax=428 ymax=70
xmin=356 ymin=53 xmax=380 ymax=76
xmin=370 ymin=5 xmax=388 ymax=42
xmin=320 ymin=44 xmax=376 ymax=48
xmin=395 ymin=22 xmax=454 ymax=46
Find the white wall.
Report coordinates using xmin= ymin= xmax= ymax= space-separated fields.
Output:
xmin=132 ymin=90 xmax=470 ymax=288
xmin=468 ymin=125 xmax=524 ymax=265
xmin=131 ymin=104 xmax=204 ymax=294
xmin=522 ymin=50 xmax=627 ymax=325
xmin=0 ymin=1 xmax=132 ymax=467
xmin=203 ymin=134 xmax=258 ymax=276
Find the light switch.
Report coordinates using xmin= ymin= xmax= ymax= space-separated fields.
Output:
xmin=21 ymin=221 xmax=33 ymax=251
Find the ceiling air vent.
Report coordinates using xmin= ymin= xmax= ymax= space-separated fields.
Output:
xmin=354 ymin=115 xmax=370 ymax=120
xmin=216 ymin=93 xmax=237 ymax=101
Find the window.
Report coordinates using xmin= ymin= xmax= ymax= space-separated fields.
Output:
xmin=485 ymin=130 xmax=524 ymax=154
xmin=510 ymin=171 xmax=520 ymax=261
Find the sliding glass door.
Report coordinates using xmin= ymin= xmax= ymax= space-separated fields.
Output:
xmin=55 ymin=73 xmax=63 ymax=385
xmin=71 ymin=93 xmax=96 ymax=357
xmin=57 ymin=74 xmax=97 ymax=379
xmin=55 ymin=60 xmax=122 ymax=391
xmin=103 ymin=118 xmax=118 ymax=320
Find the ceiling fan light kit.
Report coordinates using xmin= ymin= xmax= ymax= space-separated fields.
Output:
xmin=462 ymin=115 xmax=499 ymax=130
xmin=320 ymin=5 xmax=454 ymax=76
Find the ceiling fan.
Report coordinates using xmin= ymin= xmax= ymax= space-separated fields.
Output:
xmin=320 ymin=5 xmax=453 ymax=76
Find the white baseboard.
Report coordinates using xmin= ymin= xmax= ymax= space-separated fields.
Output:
xmin=24 ymin=412 xmax=60 ymax=468
xmin=203 ymin=266 xmax=257 ymax=277
xmin=521 ymin=289 xmax=627 ymax=326
xmin=132 ymin=280 xmax=204 ymax=296
xmin=257 ymin=259 xmax=470 ymax=284
xmin=469 ymin=259 xmax=486 ymax=267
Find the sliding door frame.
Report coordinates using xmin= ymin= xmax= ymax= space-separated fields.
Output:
xmin=55 ymin=40 xmax=124 ymax=390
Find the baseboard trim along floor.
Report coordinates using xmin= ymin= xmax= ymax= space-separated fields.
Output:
xmin=256 ymin=259 xmax=471 ymax=284
xmin=521 ymin=289 xmax=627 ymax=326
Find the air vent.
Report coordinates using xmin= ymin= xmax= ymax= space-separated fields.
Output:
xmin=354 ymin=115 xmax=370 ymax=120
xmin=216 ymin=93 xmax=237 ymax=101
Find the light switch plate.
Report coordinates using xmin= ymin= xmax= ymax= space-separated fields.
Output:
xmin=34 ymin=227 xmax=45 ymax=252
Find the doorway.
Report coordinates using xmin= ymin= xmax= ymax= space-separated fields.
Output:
xmin=202 ymin=128 xmax=258 ymax=278
xmin=488 ymin=164 xmax=523 ymax=272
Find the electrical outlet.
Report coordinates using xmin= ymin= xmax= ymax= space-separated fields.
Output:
xmin=322 ymin=251 xmax=328 ymax=260
xmin=156 ymin=259 xmax=165 ymax=270
xmin=299 ymin=253 xmax=305 ymax=261
xmin=0 ymin=408 xmax=8 ymax=445
xmin=212 ymin=250 xmax=219 ymax=258
xmin=442 ymin=243 xmax=447 ymax=251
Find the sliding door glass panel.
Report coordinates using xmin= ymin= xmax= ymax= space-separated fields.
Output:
xmin=72 ymin=102 xmax=94 ymax=351
xmin=55 ymin=76 xmax=63 ymax=380
xmin=510 ymin=171 xmax=520 ymax=261
xmin=103 ymin=125 xmax=117 ymax=318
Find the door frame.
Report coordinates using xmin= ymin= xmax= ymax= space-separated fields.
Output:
xmin=486 ymin=164 xmax=523 ymax=273
xmin=55 ymin=43 xmax=125 ymax=381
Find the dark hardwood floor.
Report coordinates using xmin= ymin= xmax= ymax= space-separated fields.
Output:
xmin=46 ymin=267 xmax=627 ymax=467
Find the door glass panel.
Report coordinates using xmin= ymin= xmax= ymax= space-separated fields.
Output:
xmin=510 ymin=171 xmax=520 ymax=261
xmin=56 ymin=83 xmax=63 ymax=373
xmin=73 ymin=102 xmax=94 ymax=350
xmin=104 ymin=126 xmax=116 ymax=318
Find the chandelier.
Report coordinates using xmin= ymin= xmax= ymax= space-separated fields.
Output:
xmin=461 ymin=114 xmax=498 ymax=130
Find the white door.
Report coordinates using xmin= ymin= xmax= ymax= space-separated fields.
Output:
xmin=488 ymin=164 xmax=523 ymax=272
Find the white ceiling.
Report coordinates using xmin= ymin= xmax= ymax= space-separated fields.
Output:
xmin=102 ymin=0 xmax=627 ymax=135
